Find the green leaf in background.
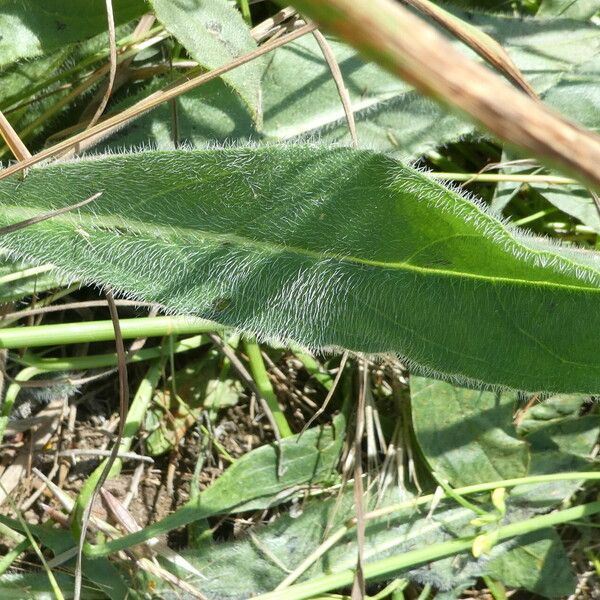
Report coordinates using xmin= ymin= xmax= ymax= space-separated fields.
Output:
xmin=262 ymin=11 xmax=600 ymax=155
xmin=145 ymin=350 xmax=243 ymax=456
xmin=149 ymin=0 xmax=264 ymax=126
xmin=3 ymin=147 xmax=600 ymax=392
xmin=516 ymin=393 xmax=589 ymax=436
xmin=162 ymin=488 xmax=574 ymax=599
xmin=411 ymin=377 xmax=599 ymax=507
xmin=97 ymin=77 xmax=257 ymax=151
xmin=91 ymin=418 xmax=346 ymax=558
xmin=0 ymin=516 xmax=130 ymax=599
xmin=512 ymin=413 xmax=598 ymax=508
xmin=487 ymin=529 xmax=575 ymax=597
xmin=97 ymin=12 xmax=600 ymax=160
xmin=0 ymin=0 xmax=146 ymax=69
xmin=537 ymin=0 xmax=600 ymax=19
xmin=410 ymin=376 xmax=529 ymax=486
xmin=164 ymin=492 xmax=489 ymax=599
xmin=196 ymin=415 xmax=344 ymax=515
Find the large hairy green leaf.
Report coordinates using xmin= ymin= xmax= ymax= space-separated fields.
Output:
xmin=1 ymin=146 xmax=600 ymax=392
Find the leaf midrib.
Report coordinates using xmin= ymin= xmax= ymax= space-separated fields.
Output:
xmin=3 ymin=205 xmax=599 ymax=295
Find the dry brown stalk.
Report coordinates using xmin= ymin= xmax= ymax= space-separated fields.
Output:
xmin=290 ymin=0 xmax=600 ymax=190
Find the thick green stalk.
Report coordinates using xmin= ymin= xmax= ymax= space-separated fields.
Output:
xmin=243 ymin=337 xmax=293 ymax=438
xmin=237 ymin=0 xmax=252 ymax=24
xmin=0 ymin=316 xmax=219 ymax=349
xmin=19 ymin=334 xmax=209 ymax=371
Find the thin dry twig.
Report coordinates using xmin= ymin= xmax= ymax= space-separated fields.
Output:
xmin=57 ymin=449 xmax=154 ymax=464
xmin=0 ymin=110 xmax=32 ymax=161
xmin=88 ymin=0 xmax=118 ymax=129
xmin=0 ymin=23 xmax=316 ymax=181
xmin=251 ymin=7 xmax=297 ymax=42
xmin=402 ymin=0 xmax=536 ymax=98
xmin=0 ymin=192 xmax=101 ymax=237
xmin=351 ymin=360 xmax=368 ymax=599
xmin=74 ymin=289 xmax=129 ymax=600
xmin=0 ymin=299 xmax=157 ymax=322
xmin=312 ymin=29 xmax=358 ymax=147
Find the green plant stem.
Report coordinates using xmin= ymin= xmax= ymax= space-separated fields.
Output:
xmin=243 ymin=337 xmax=293 ymax=438
xmin=0 ymin=366 xmax=45 ymax=440
xmin=293 ymin=349 xmax=334 ymax=390
xmin=0 ymin=283 xmax=81 ymax=329
xmin=482 ymin=576 xmax=507 ymax=600
xmin=237 ymin=0 xmax=252 ymax=24
xmin=19 ymin=333 xmax=209 ymax=371
xmin=513 ymin=207 xmax=559 ymax=226
xmin=429 ymin=172 xmax=575 ymax=185
xmin=0 ymin=316 xmax=220 ymax=349
xmin=0 ymin=538 xmax=30 ymax=576
xmin=256 ymin=499 xmax=600 ymax=600
xmin=415 ymin=583 xmax=431 ymax=600
xmin=0 ymin=264 xmax=55 ymax=285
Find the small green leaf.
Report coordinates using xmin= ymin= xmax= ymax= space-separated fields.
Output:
xmin=197 ymin=416 xmax=344 ymax=515
xmin=149 ymin=0 xmax=264 ymax=126
xmin=411 ymin=376 xmax=530 ymax=486
xmin=0 ymin=0 xmax=146 ymax=69
xmin=537 ymin=0 xmax=600 ymax=19
xmin=487 ymin=529 xmax=576 ymax=598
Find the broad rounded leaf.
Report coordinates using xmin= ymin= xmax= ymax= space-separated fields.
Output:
xmin=1 ymin=146 xmax=600 ymax=392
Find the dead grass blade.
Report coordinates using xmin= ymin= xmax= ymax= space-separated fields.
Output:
xmin=351 ymin=360 xmax=368 ymax=598
xmin=290 ymin=0 xmax=600 ymax=190
xmin=0 ymin=111 xmax=31 ymax=161
xmin=87 ymin=0 xmax=118 ymax=129
xmin=0 ymin=192 xmax=102 ymax=236
xmin=312 ymin=30 xmax=357 ymax=147
xmin=73 ymin=289 xmax=129 ymax=600
xmin=402 ymin=0 xmax=536 ymax=98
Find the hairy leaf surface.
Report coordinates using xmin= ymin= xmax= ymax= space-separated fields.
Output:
xmin=1 ymin=146 xmax=600 ymax=392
